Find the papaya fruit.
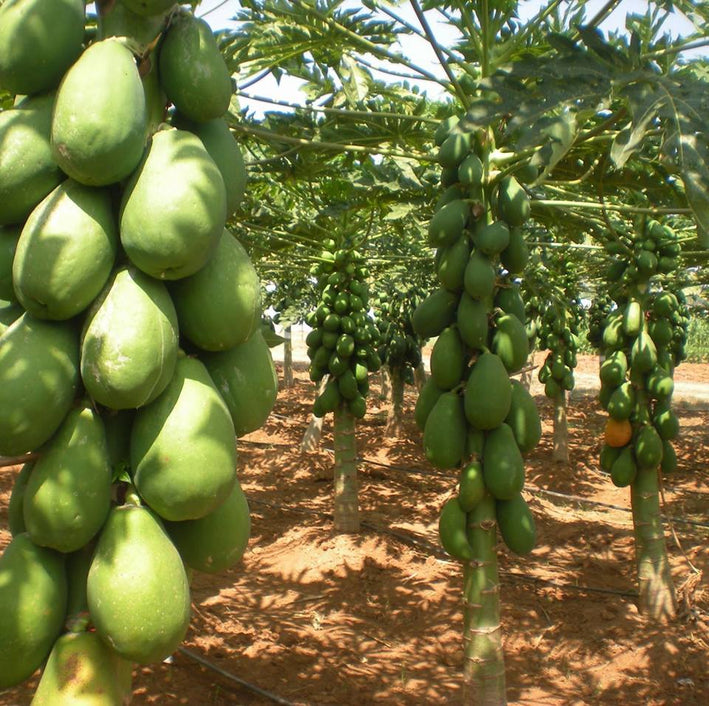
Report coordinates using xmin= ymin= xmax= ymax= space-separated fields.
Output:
xmin=433 ymin=115 xmax=459 ymax=146
xmin=437 ymin=235 xmax=470 ymax=291
xmin=463 ymin=249 xmax=496 ymax=301
xmin=438 ymin=130 xmax=473 ymax=168
xmin=494 ymin=284 xmax=526 ymax=323
xmin=464 ymin=352 xmax=512 ymax=430
xmin=347 ymin=393 xmax=367 ymax=419
xmin=602 ymin=311 xmax=625 ymax=350
xmin=169 ymin=229 xmax=261 ymax=351
xmin=606 ymin=382 xmax=635 ymax=420
xmin=623 ymin=300 xmax=643 ymax=337
xmin=172 ymin=114 xmax=247 ymax=218
xmin=24 ymin=402 xmax=112 ymax=553
xmin=456 ymin=293 xmax=489 ymax=351
xmin=13 ymin=180 xmax=118 ymax=320
xmin=458 ymin=460 xmax=485 ymax=512
xmin=423 ymin=392 xmax=467 ymax=469
xmin=491 ymin=313 xmax=529 ymax=373
xmin=166 ymin=481 xmax=250 ymax=574
xmin=472 ymin=220 xmax=510 ymax=256
xmin=496 ymin=493 xmax=536 ymax=555
xmin=414 ymin=378 xmax=444 ymax=431
xmin=438 ymin=497 xmax=473 ymax=561
xmin=646 ymin=367 xmax=674 ymax=400
xmin=653 ymin=407 xmax=679 ymax=440
xmin=660 ymin=440 xmax=677 ymax=474
xmin=0 ymin=534 xmax=67 ymax=689
xmin=0 ymin=298 xmax=22 ymax=336
xmin=201 ymin=329 xmax=278 ymax=435
xmin=599 ymin=350 xmax=627 ymax=388
xmin=482 ymin=423 xmax=525 ymax=500
xmin=0 ymin=93 xmax=65 ymax=227
xmin=634 ymin=424 xmax=663 ymax=468
xmin=52 ymin=39 xmax=148 ymax=186
xmin=0 ymin=314 xmax=79 ymax=456
xmin=31 ymin=630 xmax=133 ymax=706
xmin=604 ymin=417 xmax=633 ymax=448
xmin=412 ymin=288 xmax=458 ymax=339
xmin=122 ymin=0 xmax=176 ymax=17
xmin=120 ymin=127 xmax=227 ymax=280
xmin=80 ymin=267 xmax=179 ymax=410
xmin=0 ymin=226 xmax=19 ymax=300
xmin=500 ymin=226 xmax=529 ymax=274
xmin=427 ymin=199 xmax=469 ymax=247
xmin=8 ymin=463 xmax=32 ymax=536
xmin=98 ymin=0 xmax=171 ymax=54
xmin=466 ymin=427 xmax=485 ymax=459
xmin=504 ymin=379 xmax=542 ymax=454
xmin=0 ymin=0 xmax=85 ymax=96
xmin=457 ymin=153 xmax=484 ymax=186
xmin=338 ymin=369 xmax=359 ymax=401
xmin=87 ymin=504 xmax=191 ymax=664
xmin=600 ymin=443 xmax=622 ymax=472
xmin=131 ymin=355 xmax=237 ymax=521
xmin=158 ymin=12 xmax=233 ymax=123
xmin=496 ymin=176 xmax=530 ymax=226
xmin=430 ymin=326 xmax=466 ymax=391
xmin=610 ymin=446 xmax=637 ymax=487
xmin=631 ymin=331 xmax=657 ymax=373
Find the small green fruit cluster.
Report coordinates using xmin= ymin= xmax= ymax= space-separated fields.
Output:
xmin=373 ymin=289 xmax=423 ymax=376
xmin=537 ymin=303 xmax=582 ymax=398
xmin=305 ymin=240 xmax=381 ymax=419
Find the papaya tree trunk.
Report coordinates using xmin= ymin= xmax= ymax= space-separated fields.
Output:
xmin=333 ymin=404 xmax=358 ymax=533
xmin=631 ymin=465 xmax=676 ymax=621
xmin=385 ymin=366 xmax=405 ymax=437
xmin=463 ymin=496 xmax=506 ymax=705
xmin=414 ymin=359 xmax=427 ymax=391
xmin=301 ymin=376 xmax=328 ymax=453
xmin=283 ymin=324 xmax=294 ymax=389
xmin=552 ymin=392 xmax=569 ymax=463
xmin=379 ymin=365 xmax=391 ymax=401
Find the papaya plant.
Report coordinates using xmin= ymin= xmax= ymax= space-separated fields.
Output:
xmin=0 ymin=0 xmax=276 ymax=699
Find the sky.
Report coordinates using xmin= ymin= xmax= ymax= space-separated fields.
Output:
xmin=194 ymin=0 xmax=703 ymax=116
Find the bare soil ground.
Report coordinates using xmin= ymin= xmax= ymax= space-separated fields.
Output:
xmin=1 ymin=354 xmax=707 ymax=705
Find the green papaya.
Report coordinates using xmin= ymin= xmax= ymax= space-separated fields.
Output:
xmin=610 ymin=446 xmax=637 ymax=487
xmin=120 ymin=128 xmax=227 ymax=280
xmin=599 ymin=351 xmax=627 ymax=388
xmin=606 ymin=382 xmax=635 ymax=420
xmin=169 ymin=229 xmax=261 ymax=351
xmin=491 ymin=313 xmax=529 ymax=373
xmin=433 ymin=115 xmax=459 ymax=146
xmin=660 ymin=440 xmax=677 ymax=474
xmin=457 ymin=153 xmax=484 ymax=186
xmin=0 ymin=300 xmax=22 ymax=337
xmin=482 ymin=423 xmax=525 ymax=500
xmin=648 ymin=318 xmax=673 ymax=347
xmin=414 ymin=378 xmax=444 ymax=431
xmin=634 ymin=424 xmax=663 ymax=469
xmin=13 ymin=180 xmax=118 ymax=320
xmin=653 ymin=408 xmax=679 ymax=440
xmin=602 ymin=311 xmax=625 ymax=350
xmin=458 ymin=460 xmax=485 ymax=512
xmin=438 ymin=130 xmax=473 ymax=168
xmin=437 ymin=235 xmax=470 ymax=291
xmin=166 ymin=481 xmax=250 ymax=574
xmin=646 ymin=367 xmax=674 ymax=400
xmin=122 ymin=0 xmax=176 ymax=16
xmin=201 ymin=329 xmax=278 ymax=436
xmin=158 ymin=12 xmax=233 ymax=123
xmin=430 ymin=326 xmax=466 ymax=391
xmin=0 ymin=226 xmax=19 ymax=300
xmin=131 ymin=355 xmax=237 ymax=521
xmin=423 ymin=392 xmax=467 ymax=469
xmin=31 ymin=630 xmax=133 ymax=706
xmin=464 ymin=352 xmax=512 ymax=430
xmin=623 ymin=300 xmax=643 ymax=337
xmin=8 ymin=462 xmax=33 ymax=536
xmin=412 ymin=288 xmax=459 ymax=339
xmin=347 ymin=393 xmax=367 ymax=419
xmin=500 ymin=226 xmax=529 ymax=274
xmin=0 ymin=534 xmax=67 ymax=689
xmin=496 ymin=176 xmax=530 ymax=226
xmin=472 ymin=220 xmax=510 ymax=256
xmin=428 ymin=199 xmax=469 ymax=247
xmin=463 ymin=249 xmax=496 ymax=301
xmin=0 ymin=314 xmax=79 ymax=456
xmin=0 ymin=0 xmax=84 ymax=96
xmin=87 ymin=504 xmax=191 ymax=664
xmin=172 ymin=114 xmax=247 ymax=218
xmin=504 ymin=379 xmax=542 ymax=454
xmin=98 ymin=0 xmax=171 ymax=54
xmin=496 ymin=493 xmax=536 ymax=555
xmin=600 ymin=443 xmax=621 ymax=473
xmin=456 ymin=293 xmax=489 ymax=351
xmin=81 ymin=267 xmax=179 ymax=410
xmin=338 ymin=368 xmax=359 ymax=400
xmin=0 ymin=93 xmax=65 ymax=226
xmin=24 ymin=402 xmax=112 ymax=553
xmin=466 ymin=427 xmax=485 ymax=459
xmin=494 ymin=284 xmax=526 ymax=323
xmin=438 ymin=497 xmax=473 ymax=561
xmin=52 ymin=39 xmax=148 ymax=186
xmin=631 ymin=331 xmax=657 ymax=373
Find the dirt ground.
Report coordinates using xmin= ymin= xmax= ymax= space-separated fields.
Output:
xmin=1 ymin=354 xmax=707 ymax=705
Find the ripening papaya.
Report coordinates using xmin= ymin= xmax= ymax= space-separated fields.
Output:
xmin=412 ymin=288 xmax=459 ymax=339
xmin=120 ymin=128 xmax=227 ymax=280
xmin=166 ymin=481 xmax=250 ymax=574
xmin=0 ymin=314 xmax=79 ymax=456
xmin=158 ymin=12 xmax=233 ymax=123
xmin=430 ymin=326 xmax=466 ymax=391
xmin=496 ymin=176 xmax=530 ymax=226
xmin=464 ymin=352 xmax=512 ymax=430
xmin=491 ymin=313 xmax=529 ymax=373
xmin=87 ymin=504 xmax=191 ymax=664
xmin=496 ymin=492 xmax=536 ymax=555
xmin=30 ymin=631 xmax=133 ymax=706
xmin=423 ymin=392 xmax=467 ymax=469
xmin=504 ymin=379 xmax=542 ymax=454
xmin=52 ymin=39 xmax=148 ymax=186
xmin=482 ymin=423 xmax=525 ymax=500
xmin=0 ymin=0 xmax=85 ymax=96
xmin=23 ymin=402 xmax=112 ymax=553
xmin=13 ymin=180 xmax=118 ymax=320
xmin=169 ymin=230 xmax=261 ymax=351
xmin=131 ymin=354 xmax=237 ymax=521
xmin=0 ymin=93 xmax=65 ymax=227
xmin=456 ymin=293 xmax=489 ymax=351
xmin=201 ymin=329 xmax=278 ymax=436
xmin=0 ymin=534 xmax=67 ymax=689
xmin=80 ymin=267 xmax=179 ymax=410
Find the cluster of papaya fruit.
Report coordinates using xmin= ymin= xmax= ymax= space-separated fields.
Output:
xmin=586 ymin=292 xmax=614 ymax=351
xmin=599 ymin=250 xmax=686 ymax=485
xmin=373 ymin=289 xmax=423 ymax=380
xmin=413 ymin=115 xmax=541 ymax=559
xmin=305 ymin=240 xmax=381 ymax=419
xmin=537 ymin=300 xmax=583 ymax=398
xmin=0 ymin=0 xmax=277 ymax=698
